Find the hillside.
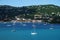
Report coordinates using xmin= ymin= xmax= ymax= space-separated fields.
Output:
xmin=0 ymin=4 xmax=60 ymax=23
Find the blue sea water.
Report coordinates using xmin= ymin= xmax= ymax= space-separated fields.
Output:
xmin=0 ymin=22 xmax=60 ymax=40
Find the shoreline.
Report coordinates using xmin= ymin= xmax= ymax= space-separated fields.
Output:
xmin=0 ymin=19 xmax=60 ymax=24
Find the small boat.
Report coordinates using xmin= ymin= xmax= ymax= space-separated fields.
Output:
xmin=49 ymin=28 xmax=54 ymax=30
xmin=31 ymin=32 xmax=37 ymax=35
xmin=11 ymin=30 xmax=16 ymax=32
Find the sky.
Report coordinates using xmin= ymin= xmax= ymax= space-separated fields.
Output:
xmin=0 ymin=0 xmax=60 ymax=7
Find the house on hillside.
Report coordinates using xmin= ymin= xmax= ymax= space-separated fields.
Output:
xmin=34 ymin=14 xmax=42 ymax=20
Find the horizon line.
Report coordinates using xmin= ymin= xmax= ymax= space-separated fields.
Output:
xmin=0 ymin=4 xmax=60 ymax=7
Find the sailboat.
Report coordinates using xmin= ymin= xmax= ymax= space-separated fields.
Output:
xmin=31 ymin=20 xmax=37 ymax=35
xmin=11 ymin=20 xmax=16 ymax=32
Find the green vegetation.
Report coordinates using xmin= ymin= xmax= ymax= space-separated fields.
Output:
xmin=0 ymin=4 xmax=60 ymax=23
